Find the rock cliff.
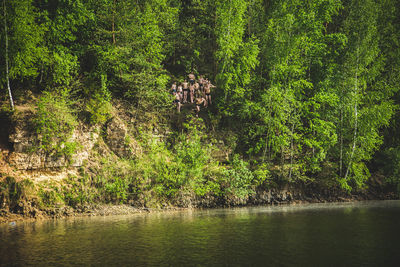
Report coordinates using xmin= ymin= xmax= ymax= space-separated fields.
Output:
xmin=2 ymin=109 xmax=140 ymax=171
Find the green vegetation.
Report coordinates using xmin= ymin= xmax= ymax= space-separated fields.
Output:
xmin=32 ymin=88 xmax=78 ymax=160
xmin=0 ymin=176 xmax=36 ymax=213
xmin=1 ymin=0 xmax=400 ymax=212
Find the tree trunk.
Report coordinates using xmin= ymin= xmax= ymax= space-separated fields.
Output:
xmin=288 ymin=114 xmax=295 ymax=181
xmin=112 ymin=0 xmax=116 ymax=44
xmin=339 ymin=107 xmax=343 ymax=177
xmin=344 ymin=47 xmax=360 ymax=180
xmin=248 ymin=0 xmax=252 ymax=35
xmin=3 ymin=0 xmax=14 ymax=110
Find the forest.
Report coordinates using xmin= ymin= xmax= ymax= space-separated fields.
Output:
xmin=1 ymin=0 xmax=400 ymax=209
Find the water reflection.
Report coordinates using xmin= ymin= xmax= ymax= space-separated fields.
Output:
xmin=1 ymin=201 xmax=400 ymax=266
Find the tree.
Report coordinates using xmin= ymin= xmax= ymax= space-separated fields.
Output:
xmin=214 ymin=0 xmax=259 ymax=119
xmin=332 ymin=0 xmax=396 ymax=189
xmin=1 ymin=0 xmax=46 ymax=95
xmin=239 ymin=0 xmax=341 ymax=181
xmin=2 ymin=0 xmax=13 ymax=110
xmin=371 ymin=0 xmax=400 ymax=192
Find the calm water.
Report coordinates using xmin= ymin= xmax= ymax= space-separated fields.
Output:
xmin=1 ymin=201 xmax=400 ymax=266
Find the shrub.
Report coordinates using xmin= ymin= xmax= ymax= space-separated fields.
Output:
xmin=221 ymin=154 xmax=255 ymax=199
xmin=38 ymin=186 xmax=64 ymax=208
xmin=123 ymin=71 xmax=171 ymax=112
xmin=253 ymin=163 xmax=273 ymax=187
xmin=0 ymin=176 xmax=35 ymax=212
xmin=134 ymin=140 xmax=185 ymax=199
xmin=88 ymin=157 xmax=136 ymax=204
xmin=33 ymin=88 xmax=78 ymax=160
xmin=85 ymin=74 xmax=112 ymax=124
xmin=61 ymin=175 xmax=96 ymax=207
xmin=51 ymin=50 xmax=78 ymax=86
xmin=104 ymin=176 xmax=130 ymax=204
xmin=132 ymin=123 xmax=221 ymax=201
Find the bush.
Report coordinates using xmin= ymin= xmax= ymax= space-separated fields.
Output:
xmin=85 ymin=74 xmax=112 ymax=124
xmin=221 ymin=155 xmax=255 ymax=199
xmin=38 ymin=185 xmax=64 ymax=208
xmin=0 ymin=176 xmax=35 ymax=212
xmin=123 ymin=70 xmax=171 ymax=112
xmin=104 ymin=176 xmax=130 ymax=204
xmin=253 ymin=163 xmax=273 ymax=187
xmin=88 ymin=157 xmax=137 ymax=204
xmin=61 ymin=175 xmax=97 ymax=207
xmin=132 ymin=123 xmax=221 ymax=201
xmin=33 ymin=88 xmax=78 ymax=160
xmin=51 ymin=50 xmax=79 ymax=86
xmin=134 ymin=140 xmax=185 ymax=199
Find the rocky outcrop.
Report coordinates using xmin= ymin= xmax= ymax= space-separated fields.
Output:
xmin=104 ymin=116 xmax=141 ymax=158
xmin=7 ymin=118 xmax=99 ymax=170
xmin=4 ymin=111 xmax=142 ymax=170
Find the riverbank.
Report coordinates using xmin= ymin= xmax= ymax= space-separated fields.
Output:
xmin=1 ymin=185 xmax=397 ymax=224
xmin=0 ymin=203 xmax=174 ymax=224
xmin=1 ymin=98 xmax=398 ymax=225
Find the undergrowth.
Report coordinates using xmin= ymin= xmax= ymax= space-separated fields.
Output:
xmin=27 ymin=118 xmax=271 ymax=210
xmin=32 ymin=88 xmax=78 ymax=161
xmin=0 ymin=176 xmax=36 ymax=213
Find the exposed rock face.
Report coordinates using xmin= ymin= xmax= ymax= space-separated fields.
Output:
xmin=104 ymin=116 xmax=141 ymax=158
xmin=70 ymin=128 xmax=99 ymax=167
xmin=7 ymin=118 xmax=99 ymax=170
xmin=5 ymin=112 xmax=141 ymax=170
xmin=7 ymin=112 xmax=42 ymax=170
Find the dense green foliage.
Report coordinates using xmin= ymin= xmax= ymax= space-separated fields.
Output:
xmin=32 ymin=88 xmax=78 ymax=159
xmin=1 ymin=0 xmax=400 ymax=198
xmin=27 ymin=122 xmax=262 ymax=208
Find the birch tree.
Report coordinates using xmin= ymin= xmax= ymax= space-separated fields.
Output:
xmin=215 ymin=0 xmax=259 ymax=118
xmin=1 ymin=0 xmax=45 ymax=103
xmin=335 ymin=0 xmax=395 ymax=189
xmin=2 ymin=0 xmax=13 ymax=110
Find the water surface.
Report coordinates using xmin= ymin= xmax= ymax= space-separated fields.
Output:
xmin=1 ymin=201 xmax=400 ymax=266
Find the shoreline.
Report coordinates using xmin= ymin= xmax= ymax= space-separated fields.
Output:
xmin=1 ymin=194 xmax=397 ymax=225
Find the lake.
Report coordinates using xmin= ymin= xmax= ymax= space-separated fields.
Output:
xmin=1 ymin=201 xmax=400 ymax=266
